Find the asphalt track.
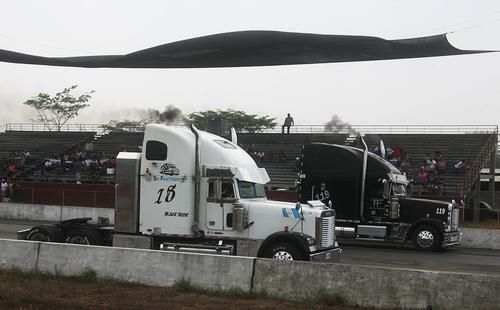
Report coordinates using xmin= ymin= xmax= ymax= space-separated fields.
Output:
xmin=1 ymin=219 xmax=499 ymax=276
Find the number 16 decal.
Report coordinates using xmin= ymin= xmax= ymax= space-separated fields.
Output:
xmin=155 ymin=185 xmax=177 ymax=204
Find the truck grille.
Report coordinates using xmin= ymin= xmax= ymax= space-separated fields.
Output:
xmin=320 ymin=214 xmax=335 ymax=248
xmin=451 ymin=208 xmax=459 ymax=231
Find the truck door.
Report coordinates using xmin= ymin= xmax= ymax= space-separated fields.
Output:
xmin=205 ymin=178 xmax=236 ymax=231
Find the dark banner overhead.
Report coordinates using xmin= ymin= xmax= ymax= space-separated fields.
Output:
xmin=0 ymin=30 xmax=492 ymax=68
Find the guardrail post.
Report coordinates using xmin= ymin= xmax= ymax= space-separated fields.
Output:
xmin=473 ymin=177 xmax=480 ymax=223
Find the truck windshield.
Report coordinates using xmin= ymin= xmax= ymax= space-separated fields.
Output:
xmin=392 ymin=183 xmax=407 ymax=196
xmin=237 ymin=181 xmax=266 ymax=198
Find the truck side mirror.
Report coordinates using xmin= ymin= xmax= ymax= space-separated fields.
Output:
xmin=383 ymin=181 xmax=390 ymax=198
xmin=295 ymin=202 xmax=301 ymax=211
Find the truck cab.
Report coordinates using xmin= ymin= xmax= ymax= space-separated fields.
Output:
xmin=299 ymin=142 xmax=461 ymax=251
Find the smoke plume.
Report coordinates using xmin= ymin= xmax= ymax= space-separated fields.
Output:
xmin=146 ymin=105 xmax=188 ymax=125
xmin=324 ymin=114 xmax=358 ymax=135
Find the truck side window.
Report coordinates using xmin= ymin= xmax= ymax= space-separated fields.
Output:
xmin=207 ymin=180 xmax=217 ymax=202
xmin=145 ymin=140 xmax=167 ymax=161
xmin=221 ymin=180 xmax=234 ymax=198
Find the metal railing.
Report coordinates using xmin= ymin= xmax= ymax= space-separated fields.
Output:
xmin=1 ymin=123 xmax=497 ymax=135
xmin=456 ymin=128 xmax=499 ymax=199
xmin=261 ymin=124 xmax=498 ymax=135
xmin=1 ymin=123 xmax=103 ymax=133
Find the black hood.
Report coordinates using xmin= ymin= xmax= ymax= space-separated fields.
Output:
xmin=400 ymin=197 xmax=450 ymax=208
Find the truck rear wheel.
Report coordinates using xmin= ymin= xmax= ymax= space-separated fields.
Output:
xmin=66 ymin=228 xmax=104 ymax=246
xmin=27 ymin=226 xmax=64 ymax=243
xmin=411 ymin=225 xmax=441 ymax=251
xmin=263 ymin=242 xmax=306 ymax=261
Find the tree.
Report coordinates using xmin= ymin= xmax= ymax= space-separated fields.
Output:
xmin=188 ymin=109 xmax=277 ymax=133
xmin=101 ymin=105 xmax=188 ymax=133
xmin=23 ymin=85 xmax=94 ymax=131
xmin=100 ymin=119 xmax=150 ymax=132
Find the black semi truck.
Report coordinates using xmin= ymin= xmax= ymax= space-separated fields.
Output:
xmin=298 ymin=141 xmax=462 ymax=251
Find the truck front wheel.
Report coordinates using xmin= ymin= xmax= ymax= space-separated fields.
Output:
xmin=263 ymin=243 xmax=306 ymax=261
xmin=411 ymin=225 xmax=441 ymax=251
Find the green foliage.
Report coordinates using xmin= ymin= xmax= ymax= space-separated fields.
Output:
xmin=188 ymin=109 xmax=277 ymax=133
xmin=172 ymin=277 xmax=201 ymax=292
xmin=78 ymin=266 xmax=98 ymax=282
xmin=100 ymin=119 xmax=149 ymax=132
xmin=23 ymin=85 xmax=94 ymax=131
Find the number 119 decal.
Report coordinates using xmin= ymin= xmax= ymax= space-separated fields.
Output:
xmin=436 ymin=208 xmax=446 ymax=215
xmin=155 ymin=185 xmax=177 ymax=204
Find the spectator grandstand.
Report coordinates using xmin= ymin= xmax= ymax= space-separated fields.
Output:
xmin=0 ymin=123 xmax=497 ymax=209
xmin=0 ymin=131 xmax=96 ymax=183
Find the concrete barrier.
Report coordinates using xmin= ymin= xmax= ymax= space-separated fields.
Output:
xmin=0 ymin=202 xmax=114 ymax=224
xmin=0 ymin=238 xmax=499 ymax=309
xmin=460 ymin=228 xmax=500 ymax=250
xmin=0 ymin=239 xmax=39 ymax=271
xmin=252 ymin=259 xmax=500 ymax=309
xmin=36 ymin=242 xmax=254 ymax=291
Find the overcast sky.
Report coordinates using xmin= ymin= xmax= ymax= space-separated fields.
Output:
xmin=0 ymin=0 xmax=499 ymax=127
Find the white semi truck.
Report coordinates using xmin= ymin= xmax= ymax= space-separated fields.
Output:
xmin=18 ymin=124 xmax=341 ymax=262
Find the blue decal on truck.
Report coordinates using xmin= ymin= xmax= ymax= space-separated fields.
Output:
xmin=291 ymin=208 xmax=301 ymax=219
xmin=282 ymin=208 xmax=289 ymax=217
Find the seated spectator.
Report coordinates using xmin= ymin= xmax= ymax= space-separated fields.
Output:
xmin=389 ymin=157 xmax=401 ymax=168
xmin=426 ymin=158 xmax=437 ymax=172
xmin=0 ymin=179 xmax=7 ymax=198
xmin=408 ymin=167 xmax=418 ymax=185
xmin=257 ymin=151 xmax=265 ymax=163
xmin=400 ymin=154 xmax=411 ymax=170
xmin=434 ymin=150 xmax=442 ymax=160
xmin=90 ymin=163 xmax=102 ymax=182
xmin=392 ymin=145 xmax=401 ymax=160
xmin=7 ymin=162 xmax=16 ymax=178
xmin=437 ymin=158 xmax=446 ymax=174
xmin=385 ymin=147 xmax=393 ymax=159
xmin=417 ymin=168 xmax=428 ymax=186
xmin=7 ymin=179 xmax=19 ymax=200
xmin=453 ymin=160 xmax=468 ymax=173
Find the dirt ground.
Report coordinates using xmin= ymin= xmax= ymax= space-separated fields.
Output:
xmin=0 ymin=269 xmax=374 ymax=310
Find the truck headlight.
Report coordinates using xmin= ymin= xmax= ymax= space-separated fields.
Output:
xmin=307 ymin=237 xmax=316 ymax=246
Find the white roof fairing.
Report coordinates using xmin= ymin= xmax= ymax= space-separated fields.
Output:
xmin=198 ymin=130 xmax=270 ymax=184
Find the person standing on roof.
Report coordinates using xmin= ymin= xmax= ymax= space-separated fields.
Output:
xmin=282 ymin=113 xmax=294 ymax=134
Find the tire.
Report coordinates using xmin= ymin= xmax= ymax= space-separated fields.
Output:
xmin=26 ymin=226 xmax=64 ymax=243
xmin=66 ymin=228 xmax=104 ymax=245
xmin=411 ymin=225 xmax=442 ymax=251
xmin=263 ymin=242 xmax=307 ymax=261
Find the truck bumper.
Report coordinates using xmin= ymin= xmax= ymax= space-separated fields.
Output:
xmin=442 ymin=230 xmax=462 ymax=247
xmin=309 ymin=246 xmax=342 ymax=263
